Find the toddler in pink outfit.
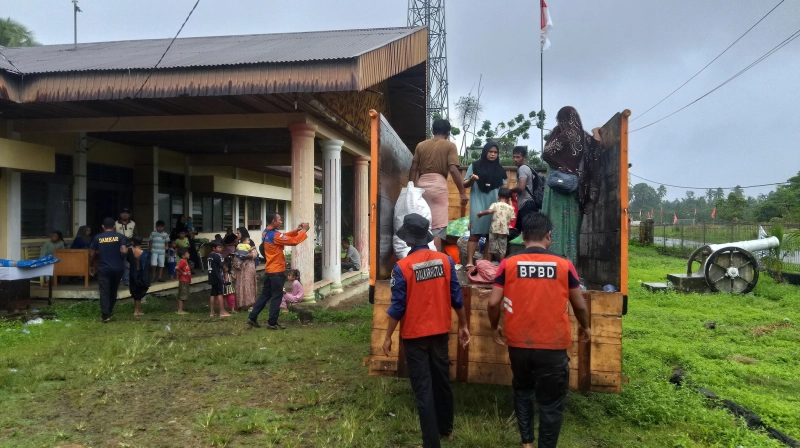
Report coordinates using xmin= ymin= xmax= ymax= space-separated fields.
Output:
xmin=281 ymin=269 xmax=304 ymax=312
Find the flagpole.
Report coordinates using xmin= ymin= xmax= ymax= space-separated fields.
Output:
xmin=540 ymin=0 xmax=544 ymax=154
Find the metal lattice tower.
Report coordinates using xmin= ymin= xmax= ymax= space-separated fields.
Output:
xmin=408 ymin=0 xmax=450 ymax=125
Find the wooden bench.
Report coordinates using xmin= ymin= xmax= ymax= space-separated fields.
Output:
xmin=53 ymin=249 xmax=90 ymax=287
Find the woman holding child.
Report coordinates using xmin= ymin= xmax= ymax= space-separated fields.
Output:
xmin=463 ymin=141 xmax=507 ymax=269
xmin=233 ymin=227 xmax=258 ymax=310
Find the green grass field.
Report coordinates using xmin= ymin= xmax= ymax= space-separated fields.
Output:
xmin=0 ymin=245 xmax=798 ymax=447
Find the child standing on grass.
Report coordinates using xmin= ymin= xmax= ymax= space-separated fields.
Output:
xmin=476 ymin=187 xmax=515 ymax=263
xmin=281 ymin=269 xmax=304 ymax=312
xmin=207 ymin=241 xmax=231 ymax=318
xmin=127 ymin=236 xmax=151 ymax=317
xmin=166 ymin=241 xmax=177 ymax=280
xmin=176 ymin=249 xmax=191 ymax=314
xmin=223 ymin=263 xmax=236 ymax=313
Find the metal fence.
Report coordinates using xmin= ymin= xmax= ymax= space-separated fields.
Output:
xmin=632 ymin=222 xmax=800 ymax=273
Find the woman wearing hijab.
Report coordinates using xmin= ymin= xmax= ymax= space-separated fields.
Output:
xmin=70 ymin=226 xmax=92 ymax=249
xmin=541 ymin=106 xmax=603 ymax=264
xmin=171 ymin=216 xmax=188 ymax=241
xmin=463 ymin=141 xmax=507 ymax=268
xmin=233 ymin=227 xmax=258 ymax=310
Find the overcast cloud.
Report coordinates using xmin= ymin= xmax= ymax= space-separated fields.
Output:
xmin=5 ymin=0 xmax=800 ymax=200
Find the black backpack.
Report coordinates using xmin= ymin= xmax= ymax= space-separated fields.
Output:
xmin=524 ymin=165 xmax=545 ymax=211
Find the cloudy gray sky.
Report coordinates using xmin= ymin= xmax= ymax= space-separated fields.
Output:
xmin=5 ymin=0 xmax=800 ymax=200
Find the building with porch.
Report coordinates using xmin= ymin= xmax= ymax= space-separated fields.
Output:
xmin=0 ymin=26 xmax=427 ymax=301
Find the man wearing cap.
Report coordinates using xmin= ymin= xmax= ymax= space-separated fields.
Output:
xmin=487 ymin=213 xmax=591 ymax=448
xmin=383 ymin=213 xmax=471 ymax=448
xmin=90 ymin=217 xmax=128 ymax=323
xmin=115 ymin=208 xmax=137 ymax=286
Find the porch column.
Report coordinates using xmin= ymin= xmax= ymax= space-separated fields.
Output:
xmin=134 ymin=147 xmax=159 ymax=233
xmin=183 ymin=157 xmax=192 ymax=220
xmin=0 ymin=169 xmax=21 ymax=260
xmin=321 ymin=140 xmax=343 ymax=293
xmin=353 ymin=156 xmax=370 ymax=270
xmin=73 ymin=132 xmax=88 ymax=235
xmin=288 ymin=123 xmax=318 ymax=302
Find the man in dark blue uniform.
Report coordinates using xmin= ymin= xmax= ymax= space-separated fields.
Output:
xmin=89 ymin=217 xmax=128 ymax=323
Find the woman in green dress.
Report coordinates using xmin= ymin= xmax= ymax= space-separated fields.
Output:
xmin=541 ymin=106 xmax=602 ymax=264
xmin=463 ymin=142 xmax=507 ymax=268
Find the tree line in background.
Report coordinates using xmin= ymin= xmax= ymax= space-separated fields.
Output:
xmin=448 ymin=91 xmax=546 ymax=168
xmin=629 ymin=171 xmax=800 ymax=224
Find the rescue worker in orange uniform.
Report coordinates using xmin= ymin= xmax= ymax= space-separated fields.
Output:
xmin=383 ymin=213 xmax=471 ymax=448
xmin=487 ymin=212 xmax=591 ymax=448
xmin=247 ymin=212 xmax=310 ymax=330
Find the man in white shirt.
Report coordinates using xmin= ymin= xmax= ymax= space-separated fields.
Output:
xmin=341 ymin=239 xmax=361 ymax=272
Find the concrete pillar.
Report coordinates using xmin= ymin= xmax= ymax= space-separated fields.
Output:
xmin=321 ymin=140 xmax=344 ymax=293
xmin=353 ymin=156 xmax=370 ymax=271
xmin=134 ymin=147 xmax=159 ymax=233
xmin=183 ymin=157 xmax=192 ymax=220
xmin=0 ymin=169 xmax=21 ymax=260
xmin=288 ymin=123 xmax=318 ymax=302
xmin=73 ymin=132 xmax=88 ymax=235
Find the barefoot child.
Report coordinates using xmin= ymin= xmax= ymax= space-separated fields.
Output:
xmin=281 ymin=269 xmax=304 ymax=312
xmin=207 ymin=241 xmax=231 ymax=317
xmin=476 ymin=187 xmax=515 ymax=263
xmin=223 ymin=263 xmax=236 ymax=313
xmin=127 ymin=236 xmax=151 ymax=316
xmin=176 ymin=249 xmax=191 ymax=314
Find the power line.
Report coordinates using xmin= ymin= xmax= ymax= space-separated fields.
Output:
xmin=631 ymin=0 xmax=785 ymax=122
xmin=86 ymin=0 xmax=201 ymax=148
xmin=630 ymin=26 xmax=800 ymax=133
xmin=629 ymin=172 xmax=789 ymax=190
xmin=0 ymin=49 xmax=23 ymax=75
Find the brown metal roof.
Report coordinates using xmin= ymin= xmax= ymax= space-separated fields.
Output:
xmin=0 ymin=27 xmax=425 ymax=75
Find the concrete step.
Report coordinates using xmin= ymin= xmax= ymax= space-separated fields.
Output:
xmin=666 ymin=273 xmax=711 ymax=294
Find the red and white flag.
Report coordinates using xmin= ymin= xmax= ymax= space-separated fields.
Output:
xmin=541 ymin=0 xmax=553 ymax=52
xmin=673 ymin=213 xmax=678 ymax=224
xmin=711 ymin=207 xmax=716 ymax=219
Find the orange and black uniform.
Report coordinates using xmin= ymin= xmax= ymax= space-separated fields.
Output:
xmin=388 ymin=246 xmax=463 ymax=448
xmin=248 ymin=227 xmax=308 ymax=326
xmin=493 ymin=246 xmax=581 ymax=448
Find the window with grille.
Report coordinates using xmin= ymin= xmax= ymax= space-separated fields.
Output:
xmin=192 ymin=195 xmax=232 ymax=232
xmin=158 ymin=171 xmax=185 ymax=190
xmin=21 ymin=174 xmax=73 ymax=238
xmin=87 ymin=163 xmax=133 ymax=184
xmin=247 ymin=199 xmax=262 ymax=231
xmin=158 ymin=194 xmax=184 ymax=227
xmin=238 ymin=197 xmax=245 ymax=229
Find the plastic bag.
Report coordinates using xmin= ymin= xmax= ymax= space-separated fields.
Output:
xmin=467 ymin=260 xmax=498 ymax=284
xmin=394 ymin=182 xmax=437 ymax=259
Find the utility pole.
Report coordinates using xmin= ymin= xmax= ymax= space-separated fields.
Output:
xmin=72 ymin=0 xmax=82 ymax=51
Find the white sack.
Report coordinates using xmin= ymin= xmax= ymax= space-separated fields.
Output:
xmin=393 ymin=182 xmax=437 ymax=259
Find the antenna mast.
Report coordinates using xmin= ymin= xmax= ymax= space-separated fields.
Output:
xmin=72 ymin=0 xmax=82 ymax=51
xmin=408 ymin=0 xmax=450 ymax=126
